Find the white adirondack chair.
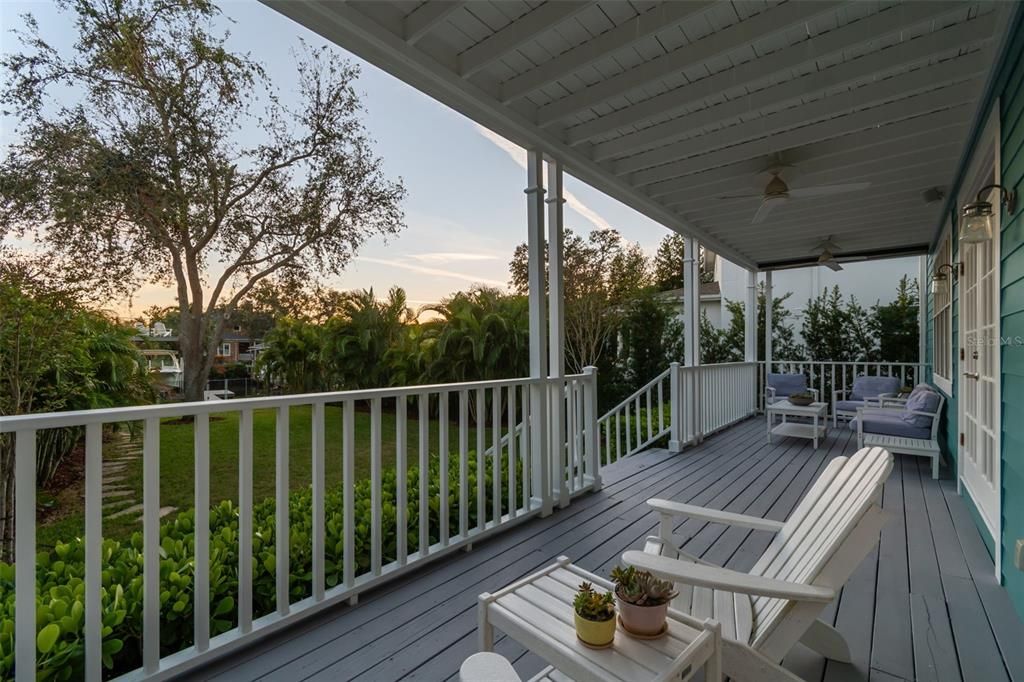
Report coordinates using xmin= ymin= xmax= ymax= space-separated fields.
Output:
xmin=623 ymin=446 xmax=894 ymax=681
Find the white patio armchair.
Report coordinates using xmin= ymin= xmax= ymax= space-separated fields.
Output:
xmin=764 ymin=373 xmax=818 ymax=406
xmin=851 ymin=384 xmax=944 ymax=478
xmin=624 ymin=447 xmax=894 ymax=680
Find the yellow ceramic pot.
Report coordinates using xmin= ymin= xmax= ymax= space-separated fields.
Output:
xmin=574 ymin=611 xmax=616 ymax=647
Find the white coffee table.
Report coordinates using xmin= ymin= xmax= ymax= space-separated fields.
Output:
xmin=767 ymin=400 xmax=828 ymax=448
xmin=478 ymin=557 xmax=722 ymax=682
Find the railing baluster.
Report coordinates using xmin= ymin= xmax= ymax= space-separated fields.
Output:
xmin=238 ymin=410 xmax=253 ymax=634
xmin=312 ymin=402 xmax=326 ymax=599
xmin=646 ymin=387 xmax=653 ymax=442
xmin=492 ymin=387 xmax=501 ymax=526
xmin=476 ymin=389 xmax=486 ymax=531
xmin=507 ymin=385 xmax=517 ymax=517
xmin=575 ymin=381 xmax=584 ymax=491
xmin=634 ymin=396 xmax=642 ymax=451
xmin=143 ymin=417 xmax=162 ymax=669
xmin=396 ymin=396 xmax=408 ymax=566
xmin=625 ymin=402 xmax=632 ymax=455
xmin=343 ymin=401 xmax=356 ymax=586
xmin=275 ymin=406 xmax=290 ymax=615
xmin=616 ymin=405 xmax=622 ymax=461
xmin=566 ymin=382 xmax=577 ymax=488
xmin=658 ymin=379 xmax=665 ymax=434
xmin=15 ymin=430 xmax=36 ymax=682
xmin=371 ymin=397 xmax=383 ymax=574
xmin=524 ymin=382 xmax=532 ymax=509
xmin=193 ymin=415 xmax=210 ymax=653
xmin=417 ymin=394 xmax=429 ymax=557
xmin=459 ymin=390 xmax=469 ymax=536
xmin=438 ymin=392 xmax=449 ymax=547
xmin=85 ymin=424 xmax=103 ymax=680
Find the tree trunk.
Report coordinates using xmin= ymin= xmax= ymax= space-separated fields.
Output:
xmin=179 ymin=309 xmax=213 ymax=402
xmin=0 ymin=436 xmax=14 ymax=562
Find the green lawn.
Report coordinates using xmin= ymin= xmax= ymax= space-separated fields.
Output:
xmin=39 ymin=404 xmax=495 ymax=547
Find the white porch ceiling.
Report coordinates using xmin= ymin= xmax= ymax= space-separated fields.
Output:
xmin=264 ymin=0 xmax=1012 ymax=270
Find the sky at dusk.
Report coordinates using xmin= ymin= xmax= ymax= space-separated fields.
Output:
xmin=1 ymin=1 xmax=916 ymax=316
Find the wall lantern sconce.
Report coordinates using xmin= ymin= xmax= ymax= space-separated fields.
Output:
xmin=930 ymin=262 xmax=960 ymax=295
xmin=960 ymin=183 xmax=1017 ymax=243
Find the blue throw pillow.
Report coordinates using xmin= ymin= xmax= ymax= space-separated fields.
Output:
xmin=902 ymin=387 xmax=940 ymax=428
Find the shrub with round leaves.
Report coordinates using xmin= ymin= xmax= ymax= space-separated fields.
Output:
xmin=0 ymin=451 xmax=523 ymax=678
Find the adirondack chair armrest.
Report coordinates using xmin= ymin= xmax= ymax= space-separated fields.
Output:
xmin=647 ymin=499 xmax=785 ymax=532
xmin=623 ymin=551 xmax=836 ymax=603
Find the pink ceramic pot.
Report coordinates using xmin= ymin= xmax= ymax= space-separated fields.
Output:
xmin=616 ymin=596 xmax=669 ymax=636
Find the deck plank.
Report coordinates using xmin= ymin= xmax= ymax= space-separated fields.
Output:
xmin=186 ymin=418 xmax=1023 ymax=682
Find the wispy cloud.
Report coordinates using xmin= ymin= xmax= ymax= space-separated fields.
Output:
xmin=356 ymin=256 xmax=507 ymax=288
xmin=405 ymin=252 xmax=502 ymax=263
xmin=474 ymin=124 xmax=615 ymax=232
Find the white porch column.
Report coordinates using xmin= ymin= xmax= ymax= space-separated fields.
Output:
xmin=526 ymin=150 xmax=551 ymax=516
xmin=546 ymin=160 xmax=568 ymax=509
xmin=918 ymin=254 xmax=927 ymax=376
xmin=764 ymin=271 xmax=774 ymax=372
xmin=744 ymin=269 xmax=757 ymax=362
xmin=683 ymin=236 xmax=700 ymax=367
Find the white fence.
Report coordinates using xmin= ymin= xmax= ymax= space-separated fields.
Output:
xmin=0 ymin=372 xmax=598 ymax=681
xmin=761 ymin=361 xmax=929 ymax=412
xmin=597 ymin=362 xmax=759 ymax=464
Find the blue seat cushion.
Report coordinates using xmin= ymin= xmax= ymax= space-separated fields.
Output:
xmin=768 ymin=373 xmax=807 ymax=397
xmin=835 ymin=399 xmax=866 ymax=413
xmin=850 ymin=412 xmax=931 ymax=439
xmin=850 ymin=375 xmax=901 ymax=401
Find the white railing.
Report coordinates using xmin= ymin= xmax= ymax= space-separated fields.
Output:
xmin=761 ymin=360 xmax=929 ymax=413
xmin=0 ymin=372 xmax=599 ymax=681
xmin=597 ymin=362 xmax=759 ymax=464
xmin=597 ymin=367 xmax=671 ymax=464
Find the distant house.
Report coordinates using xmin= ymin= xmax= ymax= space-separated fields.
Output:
xmin=215 ymin=327 xmax=259 ymax=366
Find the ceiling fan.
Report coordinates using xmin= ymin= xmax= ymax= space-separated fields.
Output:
xmin=814 ymin=237 xmax=867 ymax=272
xmin=717 ymin=170 xmax=872 ymax=225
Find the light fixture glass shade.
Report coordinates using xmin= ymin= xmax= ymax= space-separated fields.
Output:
xmin=930 ymin=274 xmax=945 ymax=295
xmin=960 ymin=201 xmax=993 ymax=243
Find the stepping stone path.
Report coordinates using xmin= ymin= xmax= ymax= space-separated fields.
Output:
xmin=101 ymin=432 xmax=177 ymax=523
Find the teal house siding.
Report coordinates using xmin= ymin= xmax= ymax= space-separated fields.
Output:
xmin=927 ymin=11 xmax=1024 ymax=622
xmin=999 ymin=31 xmax=1024 ymax=623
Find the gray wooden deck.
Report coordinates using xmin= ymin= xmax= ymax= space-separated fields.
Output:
xmin=194 ymin=417 xmax=1024 ymax=682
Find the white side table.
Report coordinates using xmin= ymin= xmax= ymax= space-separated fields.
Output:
xmin=478 ymin=556 xmax=722 ymax=682
xmin=766 ymin=400 xmax=828 ymax=448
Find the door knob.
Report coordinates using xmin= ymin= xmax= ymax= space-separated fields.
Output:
xmin=963 ymin=371 xmax=979 ymax=380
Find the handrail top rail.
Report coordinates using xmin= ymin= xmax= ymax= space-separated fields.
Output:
xmin=0 ymin=373 xmax=588 ymax=432
xmin=598 ymin=367 xmax=671 ymax=419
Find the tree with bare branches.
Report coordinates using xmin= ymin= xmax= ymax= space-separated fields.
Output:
xmin=1 ymin=0 xmax=406 ymax=400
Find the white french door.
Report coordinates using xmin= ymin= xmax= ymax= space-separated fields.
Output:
xmin=958 ymin=187 xmax=1001 ymax=555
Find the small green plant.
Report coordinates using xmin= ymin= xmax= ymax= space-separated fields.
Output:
xmin=610 ymin=565 xmax=676 ymax=606
xmin=573 ymin=582 xmax=615 ymax=622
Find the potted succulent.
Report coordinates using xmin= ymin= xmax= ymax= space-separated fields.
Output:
xmin=573 ymin=582 xmax=616 ymax=647
xmin=611 ymin=565 xmax=677 ymax=637
xmin=788 ymin=391 xmax=815 ymax=406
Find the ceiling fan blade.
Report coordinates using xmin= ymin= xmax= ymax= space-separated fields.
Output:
xmin=788 ymin=182 xmax=871 ymax=198
xmin=822 ymin=260 xmax=843 ymax=272
xmin=752 ymin=197 xmax=781 ymax=224
xmin=716 ymin=193 xmax=763 ymax=200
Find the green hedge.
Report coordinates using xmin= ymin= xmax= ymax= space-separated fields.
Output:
xmin=0 ymin=452 xmax=524 ymax=679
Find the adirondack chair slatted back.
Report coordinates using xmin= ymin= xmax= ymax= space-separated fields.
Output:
xmin=748 ymin=447 xmax=892 ymax=646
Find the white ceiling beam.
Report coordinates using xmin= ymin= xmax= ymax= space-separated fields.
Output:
xmin=641 ymin=105 xmax=971 ymax=197
xmin=591 ymin=20 xmax=994 ymax=162
xmin=562 ymin=1 xmax=974 ymax=144
xmin=457 ymin=1 xmax=593 ymax=79
xmin=404 ymin=2 xmax=464 ymax=44
xmin=616 ymin=54 xmax=986 ymax=175
xmin=536 ymin=0 xmax=844 ymax=126
xmin=260 ymin=0 xmax=758 ymax=268
xmin=499 ymin=0 xmax=716 ymax=103
xmin=698 ymin=195 xmax=950 ymax=237
xmin=651 ymin=126 xmax=966 ymax=204
xmin=722 ymin=220 xmax=936 ymax=251
xmin=629 ymin=86 xmax=980 ymax=187
xmin=663 ymin=147 xmax=963 ymax=212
